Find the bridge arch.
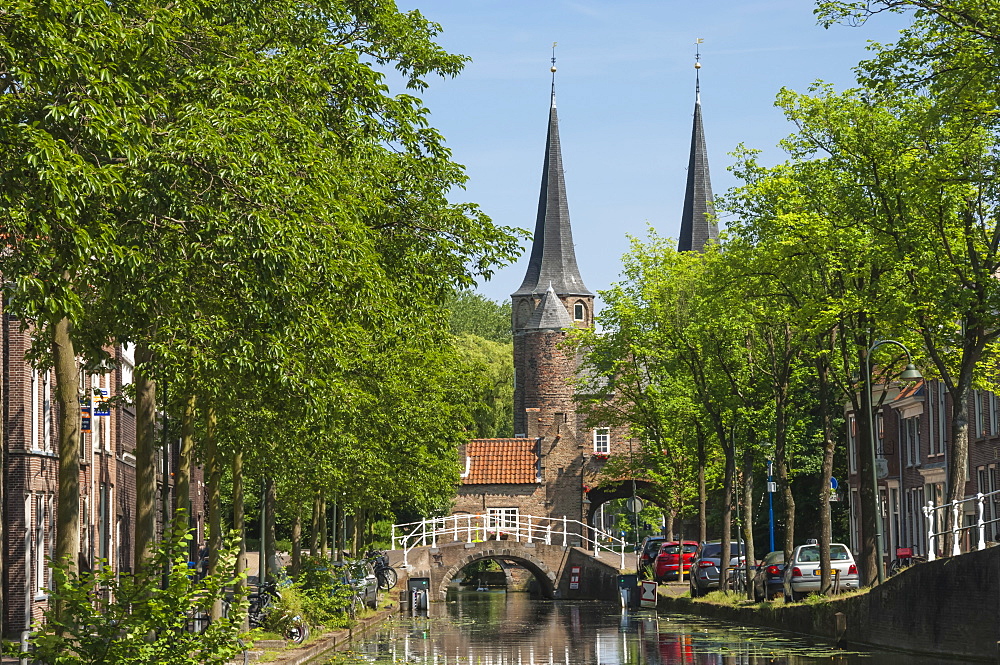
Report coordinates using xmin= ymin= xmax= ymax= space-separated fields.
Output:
xmin=437 ymin=550 xmax=557 ymax=601
xmin=584 ymin=480 xmax=666 ymax=526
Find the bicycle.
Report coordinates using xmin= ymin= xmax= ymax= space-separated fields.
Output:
xmin=366 ymin=549 xmax=398 ymax=590
xmin=248 ymin=580 xmax=310 ymax=644
xmin=887 ymin=547 xmax=926 ymax=576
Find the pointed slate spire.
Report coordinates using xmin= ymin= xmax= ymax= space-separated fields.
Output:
xmin=523 ymin=284 xmax=574 ymax=330
xmin=678 ymin=45 xmax=718 ymax=253
xmin=512 ymin=61 xmax=592 ymax=298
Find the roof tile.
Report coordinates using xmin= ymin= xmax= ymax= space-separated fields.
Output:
xmin=462 ymin=438 xmax=539 ymax=485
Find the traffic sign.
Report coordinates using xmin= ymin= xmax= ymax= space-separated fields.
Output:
xmin=626 ymin=497 xmax=644 ymax=513
xmin=639 ymin=580 xmax=657 ymax=608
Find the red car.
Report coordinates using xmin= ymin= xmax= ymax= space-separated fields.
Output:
xmin=654 ymin=540 xmax=699 ymax=582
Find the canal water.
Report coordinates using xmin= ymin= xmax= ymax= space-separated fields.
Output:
xmin=321 ymin=590 xmax=977 ymax=665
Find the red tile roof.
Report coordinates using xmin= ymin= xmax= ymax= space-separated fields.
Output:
xmin=462 ymin=438 xmax=539 ymax=485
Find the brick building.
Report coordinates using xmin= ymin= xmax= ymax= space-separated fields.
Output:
xmin=453 ymin=69 xmax=718 ymax=531
xmin=1 ymin=307 xmax=205 ymax=636
xmin=845 ymin=379 xmax=1000 ymax=561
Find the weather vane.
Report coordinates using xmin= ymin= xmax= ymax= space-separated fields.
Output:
xmin=694 ymin=38 xmax=703 ymax=99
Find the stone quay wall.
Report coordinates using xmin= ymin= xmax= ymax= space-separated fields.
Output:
xmin=663 ymin=545 xmax=999 ymax=662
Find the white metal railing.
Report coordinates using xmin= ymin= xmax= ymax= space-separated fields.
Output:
xmin=390 ymin=514 xmax=628 ymax=569
xmin=923 ymin=488 xmax=1000 ymax=561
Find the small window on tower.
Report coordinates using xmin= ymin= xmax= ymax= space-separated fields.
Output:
xmin=594 ymin=428 xmax=610 ymax=454
xmin=574 ymin=302 xmax=585 ymax=321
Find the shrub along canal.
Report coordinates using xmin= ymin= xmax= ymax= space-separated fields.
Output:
xmin=311 ymin=588 xmax=974 ymax=665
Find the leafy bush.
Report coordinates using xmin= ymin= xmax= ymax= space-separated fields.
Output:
xmin=294 ymin=556 xmax=355 ymax=628
xmin=4 ymin=532 xmax=248 ymax=665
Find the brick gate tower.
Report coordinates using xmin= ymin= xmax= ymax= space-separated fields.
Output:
xmin=453 ymin=59 xmax=719 ymax=531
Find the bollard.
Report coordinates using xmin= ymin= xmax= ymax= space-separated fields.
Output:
xmin=20 ymin=630 xmax=31 ymax=665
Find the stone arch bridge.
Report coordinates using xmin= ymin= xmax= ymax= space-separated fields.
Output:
xmin=390 ymin=514 xmax=630 ymax=602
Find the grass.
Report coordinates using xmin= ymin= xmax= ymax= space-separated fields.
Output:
xmin=687 ymin=586 xmax=869 ymax=609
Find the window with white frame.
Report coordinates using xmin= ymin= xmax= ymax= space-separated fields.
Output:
xmin=30 ymin=369 xmax=39 ymax=451
xmin=904 ymin=416 xmax=920 ymax=467
xmin=975 ymin=389 xmax=984 ymax=438
xmin=573 ymin=302 xmax=585 ymax=321
xmin=35 ymin=494 xmax=47 ymax=596
xmin=593 ymin=427 xmax=610 ymax=454
xmin=986 ymin=392 xmax=997 ymax=436
xmin=876 ymin=413 xmax=885 ymax=457
xmin=120 ymin=343 xmax=135 ymax=389
xmin=936 ymin=383 xmax=947 ymax=456
xmin=486 ymin=507 xmax=519 ymax=532
xmin=42 ymin=370 xmax=52 ymax=452
xmin=847 ymin=414 xmax=858 ymax=474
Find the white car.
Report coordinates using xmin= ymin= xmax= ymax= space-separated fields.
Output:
xmin=788 ymin=542 xmax=859 ymax=600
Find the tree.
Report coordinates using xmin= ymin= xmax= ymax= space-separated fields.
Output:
xmin=818 ymin=0 xmax=1000 ymax=556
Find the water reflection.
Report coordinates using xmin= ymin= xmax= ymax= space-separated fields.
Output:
xmin=333 ymin=590 xmax=974 ymax=665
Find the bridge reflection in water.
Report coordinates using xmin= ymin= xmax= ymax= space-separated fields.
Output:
xmin=325 ymin=588 xmax=973 ymax=665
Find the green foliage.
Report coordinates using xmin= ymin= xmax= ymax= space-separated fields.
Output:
xmin=6 ymin=533 xmax=247 ymax=665
xmin=446 ymin=290 xmax=513 ymax=343
xmin=294 ymin=556 xmax=354 ymax=628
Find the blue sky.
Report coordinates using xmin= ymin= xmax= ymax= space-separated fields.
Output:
xmin=393 ymin=1 xmax=912 ymax=304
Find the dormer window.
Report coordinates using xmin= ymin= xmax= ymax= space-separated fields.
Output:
xmin=574 ymin=302 xmax=585 ymax=321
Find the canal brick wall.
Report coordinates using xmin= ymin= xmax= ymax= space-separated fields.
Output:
xmin=662 ymin=544 xmax=1000 ymax=662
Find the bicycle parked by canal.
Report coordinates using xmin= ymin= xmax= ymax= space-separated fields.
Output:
xmin=248 ymin=580 xmax=310 ymax=644
xmin=365 ymin=549 xmax=398 ymax=590
xmin=887 ymin=546 xmax=926 ymax=576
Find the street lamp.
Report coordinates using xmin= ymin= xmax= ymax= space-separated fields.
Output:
xmin=864 ymin=339 xmax=923 ymax=585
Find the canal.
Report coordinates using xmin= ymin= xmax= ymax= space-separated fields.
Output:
xmin=317 ymin=589 xmax=979 ymax=665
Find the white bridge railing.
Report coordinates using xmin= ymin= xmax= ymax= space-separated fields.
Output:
xmin=390 ymin=514 xmax=629 ymax=569
xmin=924 ymin=488 xmax=1000 ymax=561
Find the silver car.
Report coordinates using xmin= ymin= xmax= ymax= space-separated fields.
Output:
xmin=788 ymin=542 xmax=859 ymax=600
xmin=689 ymin=540 xmax=746 ymax=597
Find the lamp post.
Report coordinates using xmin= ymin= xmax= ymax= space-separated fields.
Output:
xmin=864 ymin=339 xmax=922 ymax=585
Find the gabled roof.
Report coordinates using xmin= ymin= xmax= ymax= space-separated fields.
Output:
xmin=461 ymin=438 xmax=539 ymax=485
xmin=522 ymin=284 xmax=573 ymax=330
xmin=678 ymin=75 xmax=718 ymax=253
xmin=512 ymin=85 xmax=592 ymax=299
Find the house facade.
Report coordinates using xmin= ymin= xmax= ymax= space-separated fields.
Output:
xmin=1 ymin=306 xmax=205 ymax=635
xmin=845 ymin=379 xmax=1000 ymax=561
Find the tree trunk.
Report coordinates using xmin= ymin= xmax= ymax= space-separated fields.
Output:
xmin=173 ymin=393 xmax=197 ymax=540
xmin=776 ymin=397 xmax=796 ymax=600
xmin=264 ymin=476 xmax=278 ymax=579
xmin=319 ymin=497 xmax=328 ymax=559
xmin=233 ymin=450 xmax=245 ymax=589
xmin=291 ymin=507 xmax=302 ymax=576
xmin=945 ymin=374 xmax=973 ymax=555
xmin=309 ymin=490 xmax=321 ymax=557
xmin=741 ymin=445 xmax=755 ymax=600
xmin=52 ymin=316 xmax=80 ymax=576
xmin=133 ymin=344 xmax=157 ymax=573
xmin=696 ymin=426 xmax=707 ymax=544
xmin=232 ymin=450 xmax=247 ymax=631
xmin=818 ymin=358 xmax=836 ymax=595
xmin=204 ymin=404 xmax=223 ymax=619
xmin=664 ymin=510 xmax=674 ymax=541
xmin=720 ymin=436 xmax=734 ymax=593
xmin=349 ymin=512 xmax=358 ymax=557
xmin=857 ymin=355 xmax=879 ymax=585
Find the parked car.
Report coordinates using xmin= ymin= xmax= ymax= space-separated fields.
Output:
xmin=689 ymin=540 xmax=746 ymax=597
xmin=653 ymin=540 xmax=698 ymax=582
xmin=752 ymin=550 xmax=785 ymax=601
xmin=637 ymin=536 xmax=666 ymax=579
xmin=788 ymin=542 xmax=859 ymax=601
